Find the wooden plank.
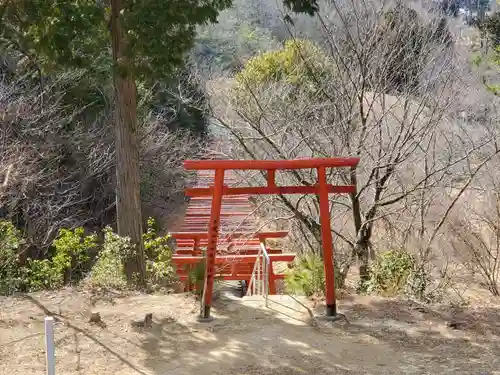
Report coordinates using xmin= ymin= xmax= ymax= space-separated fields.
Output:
xmin=171 ymin=231 xmax=288 ymax=240
xmin=172 ymin=253 xmax=296 ymax=264
xmin=186 ymin=184 xmax=356 ymax=197
xmin=174 ymin=248 xmax=283 ymax=255
xmin=176 ymin=274 xmax=287 ymax=280
xmin=184 ymin=157 xmax=360 ymax=170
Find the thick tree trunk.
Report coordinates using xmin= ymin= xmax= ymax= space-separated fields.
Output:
xmin=350 ymin=167 xmax=371 ymax=283
xmin=355 ymin=239 xmax=371 ymax=283
xmin=110 ymin=0 xmax=146 ymax=286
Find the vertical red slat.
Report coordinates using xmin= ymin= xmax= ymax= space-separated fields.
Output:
xmin=317 ymin=166 xmax=337 ymax=317
xmin=268 ymin=262 xmax=277 ymax=295
xmin=267 ymin=169 xmax=276 ymax=188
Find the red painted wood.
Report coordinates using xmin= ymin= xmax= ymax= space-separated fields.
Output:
xmin=171 ymin=231 xmax=288 ymax=240
xmin=201 ymin=168 xmax=225 ymax=310
xmin=174 ymin=248 xmax=283 ymax=255
xmin=172 ymin=253 xmax=295 ymax=264
xmin=177 ymin=274 xmax=286 ymax=281
xmin=186 ymin=184 xmax=356 ymax=197
xmin=268 ymin=262 xmax=277 ymax=295
xmin=184 ymin=157 xmax=360 ymax=170
xmin=318 ymin=166 xmax=336 ymax=311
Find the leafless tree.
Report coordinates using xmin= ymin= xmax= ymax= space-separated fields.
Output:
xmin=0 ymin=72 xmax=199 ymax=260
xmin=449 ymin=158 xmax=500 ymax=297
xmin=208 ymin=0 xmax=500 ymax=288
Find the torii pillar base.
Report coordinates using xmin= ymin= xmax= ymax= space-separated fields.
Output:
xmin=197 ymin=306 xmax=215 ymax=323
xmin=196 ymin=316 xmax=215 ymax=323
xmin=316 ymin=314 xmax=345 ymax=322
xmin=316 ymin=304 xmax=347 ymax=322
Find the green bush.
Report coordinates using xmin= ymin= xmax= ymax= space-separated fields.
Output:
xmin=52 ymin=227 xmax=98 ymax=283
xmin=88 ymin=219 xmax=177 ymax=290
xmin=235 ymin=39 xmax=333 ymax=89
xmin=0 ymin=220 xmax=26 ymax=294
xmin=185 ymin=253 xmax=222 ymax=298
xmin=286 ymin=253 xmax=329 ymax=297
xmin=143 ymin=217 xmax=176 ymax=288
xmin=23 ymin=259 xmax=62 ymax=291
xmin=22 ymin=227 xmax=98 ymax=292
xmin=362 ymin=249 xmax=415 ymax=297
xmin=232 ymin=39 xmax=335 ymax=125
xmin=0 ymin=218 xmax=178 ymax=294
xmin=189 ymin=260 xmax=207 ymax=297
xmin=87 ymin=226 xmax=129 ymax=290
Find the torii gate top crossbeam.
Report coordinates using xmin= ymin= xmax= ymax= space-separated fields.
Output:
xmin=184 ymin=157 xmax=360 ymax=171
xmin=184 ymin=157 xmax=360 ymax=197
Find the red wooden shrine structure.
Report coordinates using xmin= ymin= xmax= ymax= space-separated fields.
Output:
xmin=171 ymin=154 xmax=359 ymax=321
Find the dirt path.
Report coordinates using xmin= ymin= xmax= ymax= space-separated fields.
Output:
xmin=1 ymin=289 xmax=499 ymax=375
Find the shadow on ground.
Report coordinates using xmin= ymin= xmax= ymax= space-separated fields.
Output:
xmin=3 ymin=291 xmax=500 ymax=375
xmin=135 ymin=294 xmax=500 ymax=375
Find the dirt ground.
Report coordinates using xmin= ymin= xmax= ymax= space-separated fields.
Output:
xmin=1 ymin=287 xmax=499 ymax=375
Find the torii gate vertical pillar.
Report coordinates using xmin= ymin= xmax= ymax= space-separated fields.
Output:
xmin=198 ymin=168 xmax=225 ymax=322
xmin=317 ymin=166 xmax=337 ymax=317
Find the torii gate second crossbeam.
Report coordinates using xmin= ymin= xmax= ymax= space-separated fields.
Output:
xmin=184 ymin=157 xmax=360 ymax=321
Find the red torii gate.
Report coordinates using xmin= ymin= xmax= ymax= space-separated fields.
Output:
xmin=184 ymin=157 xmax=359 ymax=321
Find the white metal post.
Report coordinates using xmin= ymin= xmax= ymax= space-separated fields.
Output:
xmin=256 ymin=254 xmax=260 ymax=295
xmin=45 ymin=316 xmax=55 ymax=375
xmin=260 ymin=257 xmax=264 ymax=296
xmin=259 ymin=241 xmax=270 ymax=308
xmin=252 ymin=268 xmax=256 ymax=296
xmin=264 ymin=260 xmax=269 ymax=308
